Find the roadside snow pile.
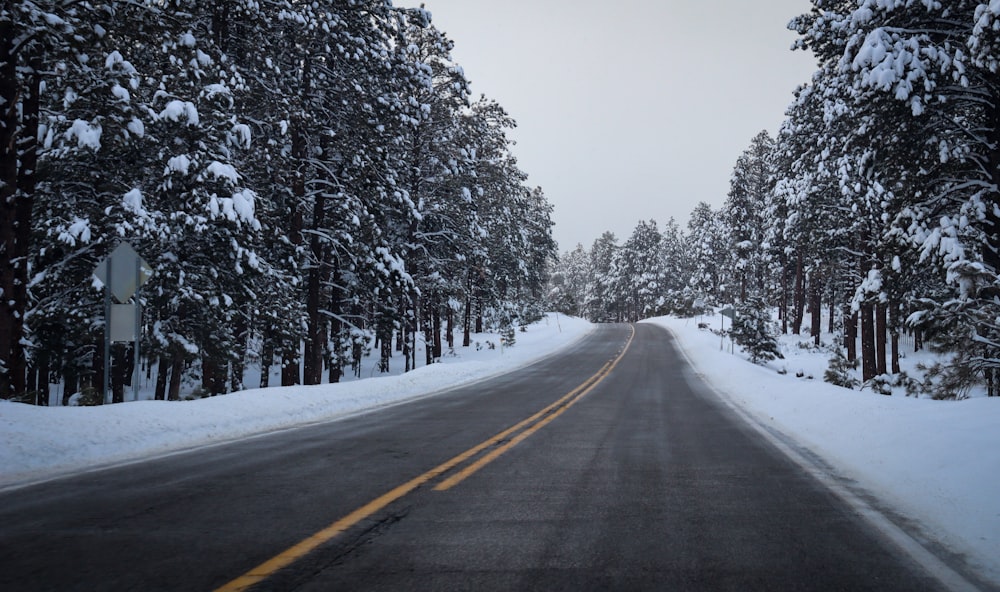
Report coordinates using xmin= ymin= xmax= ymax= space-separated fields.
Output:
xmin=0 ymin=314 xmax=592 ymax=489
xmin=647 ymin=314 xmax=1000 ymax=585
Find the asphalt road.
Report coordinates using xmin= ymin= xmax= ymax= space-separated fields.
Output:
xmin=0 ymin=323 xmax=956 ymax=591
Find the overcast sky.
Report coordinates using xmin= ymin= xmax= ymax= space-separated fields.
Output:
xmin=400 ymin=1 xmax=819 ymax=251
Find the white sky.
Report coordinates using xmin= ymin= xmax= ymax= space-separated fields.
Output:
xmin=400 ymin=1 xmax=819 ymax=251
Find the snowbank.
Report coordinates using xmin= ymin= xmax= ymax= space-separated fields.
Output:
xmin=0 ymin=314 xmax=592 ymax=488
xmin=647 ymin=315 xmax=1000 ymax=585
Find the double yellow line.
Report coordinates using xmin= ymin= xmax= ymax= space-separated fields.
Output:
xmin=216 ymin=325 xmax=635 ymax=592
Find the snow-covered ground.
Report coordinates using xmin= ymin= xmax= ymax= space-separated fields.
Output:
xmin=0 ymin=313 xmax=593 ymax=489
xmin=646 ymin=314 xmax=999 ymax=587
xmin=1 ymin=312 xmax=997 ymax=586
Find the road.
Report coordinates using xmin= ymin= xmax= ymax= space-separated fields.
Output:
xmin=0 ymin=323 xmax=954 ymax=591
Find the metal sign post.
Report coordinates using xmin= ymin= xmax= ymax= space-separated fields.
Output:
xmin=134 ymin=256 xmax=141 ymax=402
xmin=94 ymin=242 xmax=153 ymax=404
xmin=104 ymin=257 xmax=112 ymax=404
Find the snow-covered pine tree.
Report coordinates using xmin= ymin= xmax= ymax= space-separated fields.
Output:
xmin=393 ymin=19 xmax=475 ymax=368
xmin=548 ymin=243 xmax=591 ymax=318
xmin=657 ymin=217 xmax=693 ymax=315
xmin=612 ymin=220 xmax=663 ymax=322
xmin=725 ymin=131 xmax=774 ymax=304
xmin=730 ymin=297 xmax=784 ymax=364
xmin=0 ymin=1 xmax=118 ymax=400
xmin=587 ymin=231 xmax=620 ymax=322
xmin=792 ymin=0 xmax=1000 ymax=392
xmin=686 ymin=202 xmax=727 ymax=306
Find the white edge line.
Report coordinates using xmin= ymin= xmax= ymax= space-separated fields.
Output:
xmin=658 ymin=322 xmax=988 ymax=592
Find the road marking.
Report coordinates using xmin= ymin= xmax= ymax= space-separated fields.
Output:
xmin=435 ymin=326 xmax=635 ymax=491
xmin=214 ymin=325 xmax=636 ymax=592
xmin=661 ymin=323 xmax=985 ymax=592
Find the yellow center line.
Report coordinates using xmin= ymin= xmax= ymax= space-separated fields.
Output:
xmin=214 ymin=324 xmax=635 ymax=592
xmin=434 ymin=335 xmax=633 ymax=490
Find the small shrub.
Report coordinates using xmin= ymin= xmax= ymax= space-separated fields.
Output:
xmin=74 ymin=387 xmax=103 ymax=406
xmin=824 ymin=349 xmax=860 ymax=389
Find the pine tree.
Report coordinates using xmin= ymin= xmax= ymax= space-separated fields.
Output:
xmin=686 ymin=202 xmax=727 ymax=306
xmin=725 ymin=131 xmax=775 ymax=303
xmin=587 ymin=232 xmax=620 ymax=322
xmin=730 ymin=297 xmax=783 ymax=364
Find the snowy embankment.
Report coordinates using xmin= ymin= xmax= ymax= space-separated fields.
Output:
xmin=0 ymin=313 xmax=593 ymax=489
xmin=646 ymin=315 xmax=1000 ymax=586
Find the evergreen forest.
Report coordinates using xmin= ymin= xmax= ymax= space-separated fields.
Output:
xmin=2 ymin=1 xmax=556 ymax=403
xmin=547 ymin=1 xmax=1000 ymax=400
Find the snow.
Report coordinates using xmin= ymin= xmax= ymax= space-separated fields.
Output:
xmin=0 ymin=314 xmax=592 ymax=489
xmin=1 ymin=313 xmax=997 ymax=585
xmin=158 ymin=100 xmax=200 ymax=126
xmin=65 ymin=119 xmax=102 ymax=150
xmin=232 ymin=123 xmax=252 ymax=148
xmin=126 ymin=117 xmax=145 ymax=138
xmin=57 ymin=217 xmax=91 ymax=246
xmin=645 ymin=315 xmax=1000 ymax=585
xmin=205 ymin=161 xmax=239 ymax=183
xmin=122 ymin=188 xmax=144 ymax=214
xmin=110 ymin=84 xmax=130 ymax=103
xmin=166 ymin=154 xmax=192 ymax=175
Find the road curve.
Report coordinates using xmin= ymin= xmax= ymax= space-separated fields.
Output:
xmin=0 ymin=323 xmax=952 ymax=591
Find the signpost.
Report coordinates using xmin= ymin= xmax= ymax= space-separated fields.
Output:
xmin=93 ymin=242 xmax=153 ymax=403
xmin=719 ymin=306 xmax=736 ymax=352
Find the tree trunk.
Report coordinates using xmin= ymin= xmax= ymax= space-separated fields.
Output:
xmin=981 ymin=86 xmax=1000 ymax=272
xmin=424 ymin=301 xmax=433 ymax=367
xmin=875 ymin=301 xmax=887 ymax=376
xmin=260 ymin=331 xmax=273 ymax=388
xmin=433 ymin=300 xmax=442 ymax=360
xmin=281 ymin=348 xmax=300 ymax=386
xmin=463 ymin=291 xmax=472 ymax=347
xmin=380 ymin=334 xmax=391 ymax=374
xmin=63 ymin=366 xmax=78 ymax=406
xmin=231 ymin=312 xmax=249 ymax=393
xmin=890 ymin=302 xmax=901 ymax=375
xmin=828 ymin=296 xmax=835 ymax=334
xmin=860 ymin=302 xmax=876 ymax=383
xmin=304 ymin=188 xmax=329 ymax=385
xmin=168 ymin=351 xmax=184 ymax=401
xmin=112 ymin=345 xmax=130 ymax=403
xmin=25 ymin=365 xmax=37 ymax=402
xmin=844 ymin=304 xmax=858 ymax=362
xmin=8 ymin=59 xmax=40 ymax=400
xmin=792 ymin=252 xmax=805 ymax=335
xmin=779 ymin=259 xmax=789 ymax=334
xmin=202 ymin=353 xmax=216 ymax=396
xmin=446 ymin=306 xmax=454 ymax=350
xmin=329 ymin=270 xmax=345 ymax=384
xmin=154 ymin=356 xmax=170 ymax=400
xmin=809 ymin=270 xmax=822 ymax=346
xmin=402 ymin=323 xmax=410 ymax=373
xmin=92 ymin=339 xmax=105 ymax=403
xmin=0 ymin=23 xmax=18 ymax=399
xmin=39 ymin=356 xmax=50 ymax=405
xmin=475 ymin=294 xmax=484 ymax=334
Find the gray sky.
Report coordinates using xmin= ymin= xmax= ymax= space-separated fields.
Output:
xmin=402 ymin=1 xmax=818 ymax=251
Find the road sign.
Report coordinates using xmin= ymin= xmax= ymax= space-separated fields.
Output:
xmin=93 ymin=242 xmax=152 ymax=303
xmin=94 ymin=242 xmax=154 ymax=403
xmin=110 ymin=304 xmax=138 ymax=342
